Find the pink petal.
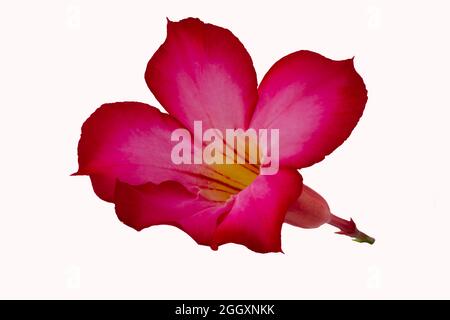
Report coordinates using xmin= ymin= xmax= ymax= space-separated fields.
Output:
xmin=114 ymin=180 xmax=233 ymax=245
xmin=211 ymin=169 xmax=302 ymax=253
xmin=250 ymin=51 xmax=368 ymax=168
xmin=145 ymin=18 xmax=258 ymax=133
xmin=284 ymin=184 xmax=331 ymax=229
xmin=75 ymin=102 xmax=207 ymax=202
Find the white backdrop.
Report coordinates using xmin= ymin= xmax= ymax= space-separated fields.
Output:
xmin=1 ymin=0 xmax=449 ymax=299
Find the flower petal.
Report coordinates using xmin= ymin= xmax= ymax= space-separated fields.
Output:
xmin=211 ymin=169 xmax=302 ymax=253
xmin=284 ymin=184 xmax=331 ymax=229
xmin=114 ymin=180 xmax=233 ymax=246
xmin=75 ymin=102 xmax=207 ymax=202
xmin=145 ymin=18 xmax=258 ymax=132
xmin=250 ymin=51 xmax=367 ymax=168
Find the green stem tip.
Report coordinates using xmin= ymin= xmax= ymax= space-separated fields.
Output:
xmin=328 ymin=214 xmax=375 ymax=245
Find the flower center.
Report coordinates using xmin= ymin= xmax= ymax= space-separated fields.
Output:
xmin=197 ymin=140 xmax=261 ymax=201
xmin=199 ymin=162 xmax=260 ymax=201
xmin=170 ymin=122 xmax=280 ymax=201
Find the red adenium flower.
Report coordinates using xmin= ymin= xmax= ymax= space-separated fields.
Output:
xmin=74 ymin=18 xmax=374 ymax=253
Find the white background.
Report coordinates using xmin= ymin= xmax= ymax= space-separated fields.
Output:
xmin=1 ymin=0 xmax=449 ymax=299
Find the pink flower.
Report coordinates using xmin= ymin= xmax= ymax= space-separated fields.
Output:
xmin=74 ymin=18 xmax=374 ymax=253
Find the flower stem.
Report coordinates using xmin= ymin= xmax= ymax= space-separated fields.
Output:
xmin=328 ymin=214 xmax=375 ymax=245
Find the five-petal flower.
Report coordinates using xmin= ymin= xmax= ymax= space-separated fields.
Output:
xmin=74 ymin=18 xmax=373 ymax=253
